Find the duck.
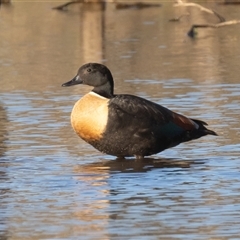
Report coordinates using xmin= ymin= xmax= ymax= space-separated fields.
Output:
xmin=62 ymin=63 xmax=217 ymax=159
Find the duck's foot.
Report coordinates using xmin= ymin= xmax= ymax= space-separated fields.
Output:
xmin=116 ymin=156 xmax=125 ymax=161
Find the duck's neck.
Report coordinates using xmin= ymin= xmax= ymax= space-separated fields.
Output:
xmin=92 ymin=82 xmax=114 ymax=99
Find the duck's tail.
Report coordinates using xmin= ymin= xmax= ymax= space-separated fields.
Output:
xmin=192 ymin=118 xmax=218 ymax=136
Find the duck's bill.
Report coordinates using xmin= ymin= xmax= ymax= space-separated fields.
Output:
xmin=62 ymin=75 xmax=83 ymax=87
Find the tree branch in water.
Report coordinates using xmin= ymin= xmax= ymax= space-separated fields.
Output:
xmin=115 ymin=2 xmax=161 ymax=10
xmin=188 ymin=20 xmax=240 ymax=38
xmin=52 ymin=0 xmax=83 ymax=11
xmin=169 ymin=13 xmax=190 ymax=22
xmin=174 ymin=0 xmax=225 ymax=22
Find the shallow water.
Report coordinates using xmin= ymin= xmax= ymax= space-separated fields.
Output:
xmin=0 ymin=1 xmax=240 ymax=239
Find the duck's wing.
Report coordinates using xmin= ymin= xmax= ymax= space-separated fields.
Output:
xmin=108 ymin=94 xmax=199 ymax=135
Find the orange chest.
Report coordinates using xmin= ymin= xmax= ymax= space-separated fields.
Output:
xmin=70 ymin=92 xmax=109 ymax=142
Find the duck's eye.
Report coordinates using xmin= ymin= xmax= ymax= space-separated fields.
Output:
xmin=87 ymin=68 xmax=92 ymax=72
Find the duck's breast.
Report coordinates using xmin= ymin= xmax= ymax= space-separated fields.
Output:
xmin=71 ymin=92 xmax=109 ymax=142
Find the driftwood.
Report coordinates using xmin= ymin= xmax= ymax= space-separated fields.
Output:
xmin=53 ymin=1 xmax=161 ymax=11
xmin=115 ymin=2 xmax=161 ymax=10
xmin=169 ymin=13 xmax=190 ymax=22
xmin=174 ymin=0 xmax=225 ymax=22
xmin=0 ymin=0 xmax=11 ymax=3
xmin=174 ymin=0 xmax=240 ymax=38
xmin=220 ymin=0 xmax=240 ymax=4
xmin=188 ymin=20 xmax=240 ymax=37
xmin=52 ymin=0 xmax=83 ymax=10
xmin=0 ymin=0 xmax=11 ymax=7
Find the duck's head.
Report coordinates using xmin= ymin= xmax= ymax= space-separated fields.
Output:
xmin=62 ymin=63 xmax=114 ymax=98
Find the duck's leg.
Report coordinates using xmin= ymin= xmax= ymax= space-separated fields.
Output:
xmin=116 ymin=156 xmax=125 ymax=161
xmin=135 ymin=155 xmax=145 ymax=160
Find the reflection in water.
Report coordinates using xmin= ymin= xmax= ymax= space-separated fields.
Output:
xmin=0 ymin=1 xmax=240 ymax=239
xmin=0 ymin=105 xmax=7 ymax=156
xmin=73 ymin=157 xmax=203 ymax=239
xmin=0 ymin=105 xmax=9 ymax=240
xmin=73 ymin=163 xmax=110 ymax=238
xmin=76 ymin=157 xmax=204 ymax=173
xmin=74 ymin=156 xmax=240 ymax=239
xmin=80 ymin=3 xmax=106 ymax=63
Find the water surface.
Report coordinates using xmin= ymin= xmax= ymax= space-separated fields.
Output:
xmin=0 ymin=2 xmax=240 ymax=239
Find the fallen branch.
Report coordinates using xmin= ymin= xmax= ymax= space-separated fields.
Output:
xmin=188 ymin=20 xmax=240 ymax=37
xmin=174 ymin=0 xmax=225 ymax=23
xmin=169 ymin=13 xmax=189 ymax=22
xmin=220 ymin=0 xmax=240 ymax=4
xmin=52 ymin=0 xmax=83 ymax=11
xmin=53 ymin=1 xmax=161 ymax=11
xmin=115 ymin=2 xmax=161 ymax=10
xmin=212 ymin=9 xmax=225 ymax=23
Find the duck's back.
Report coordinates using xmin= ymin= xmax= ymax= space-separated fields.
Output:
xmin=96 ymin=94 xmax=215 ymax=157
xmin=97 ymin=94 xmax=188 ymax=156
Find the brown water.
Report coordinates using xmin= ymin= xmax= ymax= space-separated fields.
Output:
xmin=0 ymin=1 xmax=240 ymax=239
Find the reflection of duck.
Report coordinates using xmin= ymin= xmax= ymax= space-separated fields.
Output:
xmin=75 ymin=157 xmax=204 ymax=174
xmin=62 ymin=63 xmax=217 ymax=159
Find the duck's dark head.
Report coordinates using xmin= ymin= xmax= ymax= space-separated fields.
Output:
xmin=62 ymin=63 xmax=114 ymax=98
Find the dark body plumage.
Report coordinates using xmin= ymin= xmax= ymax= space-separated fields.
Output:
xmin=62 ymin=63 xmax=217 ymax=159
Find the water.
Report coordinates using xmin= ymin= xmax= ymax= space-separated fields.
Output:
xmin=0 ymin=1 xmax=240 ymax=239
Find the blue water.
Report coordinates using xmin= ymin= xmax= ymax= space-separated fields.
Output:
xmin=1 ymin=1 xmax=240 ymax=239
xmin=1 ymin=80 xmax=239 ymax=239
